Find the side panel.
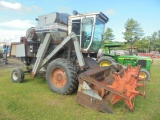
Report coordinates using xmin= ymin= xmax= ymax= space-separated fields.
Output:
xmin=10 ymin=44 xmax=17 ymax=56
xmin=16 ymin=44 xmax=25 ymax=57
xmin=144 ymin=60 xmax=151 ymax=71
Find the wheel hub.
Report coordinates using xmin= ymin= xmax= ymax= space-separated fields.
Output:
xmin=57 ymin=74 xmax=63 ymax=81
xmin=13 ymin=72 xmax=18 ymax=80
xmin=139 ymin=72 xmax=146 ymax=79
xmin=51 ymin=68 xmax=67 ymax=88
xmin=100 ymin=61 xmax=111 ymax=66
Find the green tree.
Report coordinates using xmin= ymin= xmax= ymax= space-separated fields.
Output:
xmin=103 ymin=28 xmax=114 ymax=43
xmin=151 ymin=32 xmax=157 ymax=51
xmin=158 ymin=30 xmax=160 ymax=38
xmin=134 ymin=37 xmax=149 ymax=53
xmin=151 ymin=30 xmax=160 ymax=52
xmin=123 ymin=19 xmax=144 ymax=54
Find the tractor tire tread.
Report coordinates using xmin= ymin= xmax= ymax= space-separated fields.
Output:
xmin=140 ymin=68 xmax=150 ymax=81
xmin=98 ymin=56 xmax=116 ymax=66
xmin=11 ymin=67 xmax=24 ymax=83
xmin=46 ymin=58 xmax=78 ymax=95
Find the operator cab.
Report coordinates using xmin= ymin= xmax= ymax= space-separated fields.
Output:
xmin=68 ymin=12 xmax=109 ymax=53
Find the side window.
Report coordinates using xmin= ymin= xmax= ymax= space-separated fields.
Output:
xmin=71 ymin=19 xmax=81 ymax=41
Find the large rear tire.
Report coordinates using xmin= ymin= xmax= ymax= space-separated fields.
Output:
xmin=98 ymin=56 xmax=116 ymax=67
xmin=46 ymin=58 xmax=78 ymax=95
xmin=139 ymin=68 xmax=150 ymax=81
xmin=11 ymin=68 xmax=24 ymax=83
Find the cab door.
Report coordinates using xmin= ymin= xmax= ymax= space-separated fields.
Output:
xmin=71 ymin=19 xmax=81 ymax=42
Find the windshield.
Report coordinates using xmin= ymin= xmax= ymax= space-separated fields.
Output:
xmin=89 ymin=18 xmax=105 ymax=52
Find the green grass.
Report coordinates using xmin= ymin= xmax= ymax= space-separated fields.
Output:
xmin=0 ymin=59 xmax=160 ymax=120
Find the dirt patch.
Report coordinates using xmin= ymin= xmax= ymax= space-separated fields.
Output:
xmin=0 ymin=58 xmax=23 ymax=69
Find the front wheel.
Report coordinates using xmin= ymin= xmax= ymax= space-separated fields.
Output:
xmin=11 ymin=68 xmax=24 ymax=83
xmin=46 ymin=58 xmax=78 ymax=95
xmin=98 ymin=56 xmax=116 ymax=67
xmin=139 ymin=68 xmax=150 ymax=80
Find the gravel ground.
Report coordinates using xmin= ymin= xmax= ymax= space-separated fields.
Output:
xmin=0 ymin=57 xmax=23 ymax=69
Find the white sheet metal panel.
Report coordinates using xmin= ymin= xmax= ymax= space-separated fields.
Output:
xmin=16 ymin=44 xmax=25 ymax=57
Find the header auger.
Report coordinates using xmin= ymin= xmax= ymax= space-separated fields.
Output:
xmin=10 ymin=11 xmax=146 ymax=113
xmin=77 ymin=63 xmax=146 ymax=113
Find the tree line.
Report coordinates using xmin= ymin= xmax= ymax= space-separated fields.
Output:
xmin=103 ymin=19 xmax=160 ymax=53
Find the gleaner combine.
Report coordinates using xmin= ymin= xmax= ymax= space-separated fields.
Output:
xmin=10 ymin=11 xmax=146 ymax=113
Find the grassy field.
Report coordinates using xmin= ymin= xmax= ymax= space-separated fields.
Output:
xmin=0 ymin=58 xmax=160 ymax=120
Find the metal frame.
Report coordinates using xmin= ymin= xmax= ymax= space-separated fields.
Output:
xmin=31 ymin=32 xmax=85 ymax=77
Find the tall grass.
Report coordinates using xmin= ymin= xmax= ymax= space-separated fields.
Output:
xmin=0 ymin=59 xmax=160 ymax=120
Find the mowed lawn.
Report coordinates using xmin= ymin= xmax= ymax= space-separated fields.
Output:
xmin=0 ymin=58 xmax=160 ymax=120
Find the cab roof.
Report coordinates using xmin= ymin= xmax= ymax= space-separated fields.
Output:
xmin=69 ymin=12 xmax=109 ymax=23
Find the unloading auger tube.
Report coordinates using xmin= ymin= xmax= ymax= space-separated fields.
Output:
xmin=77 ymin=64 xmax=146 ymax=113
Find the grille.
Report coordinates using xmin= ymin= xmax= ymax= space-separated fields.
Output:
xmin=138 ymin=60 xmax=146 ymax=67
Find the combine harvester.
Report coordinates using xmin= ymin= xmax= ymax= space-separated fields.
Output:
xmin=10 ymin=11 xmax=146 ymax=113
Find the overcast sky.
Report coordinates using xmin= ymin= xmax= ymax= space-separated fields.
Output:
xmin=0 ymin=0 xmax=159 ymax=42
